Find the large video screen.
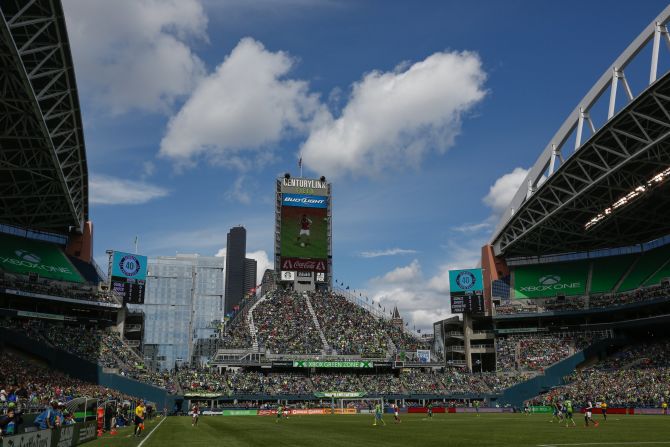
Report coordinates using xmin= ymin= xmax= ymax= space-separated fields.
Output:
xmin=110 ymin=251 xmax=147 ymax=304
xmin=280 ymin=193 xmax=328 ymax=272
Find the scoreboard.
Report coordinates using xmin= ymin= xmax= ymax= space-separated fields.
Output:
xmin=110 ymin=251 xmax=147 ymax=304
xmin=450 ymin=292 xmax=485 ymax=313
xmin=449 ymin=268 xmax=485 ymax=314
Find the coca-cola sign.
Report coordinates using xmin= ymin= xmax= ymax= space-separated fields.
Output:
xmin=281 ymin=257 xmax=327 ymax=272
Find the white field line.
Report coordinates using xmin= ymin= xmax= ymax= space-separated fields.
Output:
xmin=137 ymin=416 xmax=168 ymax=447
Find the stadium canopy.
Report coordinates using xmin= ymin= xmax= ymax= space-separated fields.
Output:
xmin=0 ymin=0 xmax=88 ymax=234
xmin=491 ymin=5 xmax=670 ymax=257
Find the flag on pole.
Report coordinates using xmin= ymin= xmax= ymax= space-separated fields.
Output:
xmin=298 ymin=157 xmax=302 ymax=168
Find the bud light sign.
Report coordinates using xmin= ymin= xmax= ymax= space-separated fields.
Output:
xmin=282 ymin=194 xmax=328 ymax=208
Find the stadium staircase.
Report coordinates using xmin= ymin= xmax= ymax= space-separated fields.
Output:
xmin=247 ymin=294 xmax=267 ymax=351
xmin=303 ymin=292 xmax=330 ymax=354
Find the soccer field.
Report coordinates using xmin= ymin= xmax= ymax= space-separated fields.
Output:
xmin=88 ymin=414 xmax=670 ymax=447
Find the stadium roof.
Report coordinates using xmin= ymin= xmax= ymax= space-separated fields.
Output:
xmin=492 ymin=5 xmax=670 ymax=257
xmin=0 ymin=0 xmax=88 ymax=234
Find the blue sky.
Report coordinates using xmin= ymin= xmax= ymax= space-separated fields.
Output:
xmin=62 ymin=0 xmax=669 ymax=330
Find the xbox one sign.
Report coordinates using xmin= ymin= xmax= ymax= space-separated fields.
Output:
xmin=519 ymin=275 xmax=582 ymax=293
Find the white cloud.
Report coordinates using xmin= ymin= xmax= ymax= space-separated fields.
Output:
xmin=215 ymin=247 xmax=227 ymax=257
xmin=226 ymin=176 xmax=251 ymax=204
xmin=359 ymin=248 xmax=418 ymax=258
xmin=215 ymin=247 xmax=271 ymax=285
xmin=375 ymin=259 xmax=421 ymax=283
xmin=89 ymin=174 xmax=169 ymax=205
xmin=483 ymin=167 xmax=529 ymax=216
xmin=63 ymin=0 xmax=207 ymax=114
xmin=301 ymin=51 xmax=487 ymax=178
xmin=160 ymin=38 xmax=324 ymax=165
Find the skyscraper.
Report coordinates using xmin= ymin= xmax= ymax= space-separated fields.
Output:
xmin=224 ymin=226 xmax=246 ymax=315
xmin=243 ymin=257 xmax=257 ymax=297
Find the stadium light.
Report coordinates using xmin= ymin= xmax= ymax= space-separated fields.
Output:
xmin=585 ymin=166 xmax=670 ymax=230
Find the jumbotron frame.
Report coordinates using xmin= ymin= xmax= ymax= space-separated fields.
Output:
xmin=491 ymin=6 xmax=670 ymax=257
xmin=0 ymin=0 xmax=88 ymax=233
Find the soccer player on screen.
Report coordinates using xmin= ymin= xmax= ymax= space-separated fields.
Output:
xmin=297 ymin=214 xmax=312 ymax=247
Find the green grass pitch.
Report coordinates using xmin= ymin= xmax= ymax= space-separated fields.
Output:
xmin=87 ymin=414 xmax=670 ymax=447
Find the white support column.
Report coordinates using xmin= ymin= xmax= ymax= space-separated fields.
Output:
xmin=608 ymin=69 xmax=619 ymax=119
xmin=575 ymin=107 xmax=585 ymax=150
xmin=548 ymin=144 xmax=558 ymax=175
xmin=651 ymin=23 xmax=661 ymax=84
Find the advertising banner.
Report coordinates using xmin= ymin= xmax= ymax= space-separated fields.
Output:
xmin=1 ymin=429 xmax=52 ymax=447
xmin=221 ymin=410 xmax=257 ymax=416
xmin=314 ymin=392 xmax=366 ymax=398
xmin=529 ymin=406 xmax=553 ymax=414
xmin=0 ymin=234 xmax=83 ymax=283
xmin=280 ymin=177 xmax=329 ymax=196
xmin=294 ymin=360 xmax=372 ymax=368
xmin=282 ymin=194 xmax=328 ymax=209
xmin=513 ymin=261 xmax=588 ymax=298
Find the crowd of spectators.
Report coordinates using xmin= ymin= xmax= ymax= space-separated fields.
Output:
xmin=176 ymin=367 xmax=534 ymax=397
xmin=496 ymin=333 xmax=604 ymax=372
xmin=536 ymin=340 xmax=670 ymax=407
xmin=254 ymin=292 xmax=323 ymax=354
xmin=0 ymin=317 xmax=177 ymax=393
xmin=494 ymin=283 xmax=670 ymax=316
xmin=0 ymin=275 xmax=118 ymax=304
xmin=0 ymin=350 xmax=139 ymax=414
xmin=309 ymin=291 xmax=388 ymax=357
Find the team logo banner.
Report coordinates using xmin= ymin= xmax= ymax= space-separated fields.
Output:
xmin=111 ymin=251 xmax=147 ymax=281
xmin=449 ymin=268 xmax=484 ymax=294
xmin=416 ymin=350 xmax=431 ymax=363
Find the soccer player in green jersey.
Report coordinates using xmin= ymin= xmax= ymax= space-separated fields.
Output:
xmin=373 ymin=403 xmax=386 ymax=426
xmin=276 ymin=405 xmax=283 ymax=423
xmin=427 ymin=402 xmax=434 ymax=419
xmin=564 ymin=399 xmax=576 ymax=427
xmin=474 ymin=400 xmax=480 ymax=416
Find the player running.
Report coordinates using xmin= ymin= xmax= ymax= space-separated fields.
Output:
xmin=600 ymin=401 xmax=607 ymax=421
xmin=549 ymin=401 xmax=563 ymax=423
xmin=276 ymin=405 xmax=283 ymax=423
xmin=392 ymin=403 xmax=401 ymax=423
xmin=474 ymin=400 xmax=480 ymax=416
xmin=584 ymin=401 xmax=599 ymax=428
xmin=373 ymin=403 xmax=386 ymax=427
xmin=564 ymin=399 xmax=576 ymax=427
xmin=662 ymin=401 xmax=668 ymax=415
xmin=427 ymin=402 xmax=434 ymax=419
xmin=191 ymin=404 xmax=199 ymax=427
xmin=297 ymin=214 xmax=312 ymax=247
xmin=134 ymin=400 xmax=146 ymax=437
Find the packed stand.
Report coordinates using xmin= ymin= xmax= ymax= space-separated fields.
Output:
xmin=494 ymin=283 xmax=670 ymax=315
xmin=538 ymin=339 xmax=670 ymax=407
xmin=496 ymin=332 xmax=604 ymax=372
xmin=309 ymin=291 xmax=388 ymax=357
xmin=254 ymin=291 xmax=323 ymax=354
xmin=0 ymin=317 xmax=176 ymax=393
xmin=0 ymin=350 xmax=140 ymax=413
xmin=0 ymin=274 xmax=118 ymax=304
xmin=219 ymin=301 xmax=254 ymax=349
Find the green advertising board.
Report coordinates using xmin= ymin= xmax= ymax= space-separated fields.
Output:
xmin=222 ymin=410 xmax=257 ymax=416
xmin=314 ymin=392 xmax=366 ymax=398
xmin=513 ymin=261 xmax=587 ymax=298
xmin=0 ymin=233 xmax=83 ymax=283
xmin=530 ymin=406 xmax=553 ymax=414
xmin=293 ymin=360 xmax=373 ymax=368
